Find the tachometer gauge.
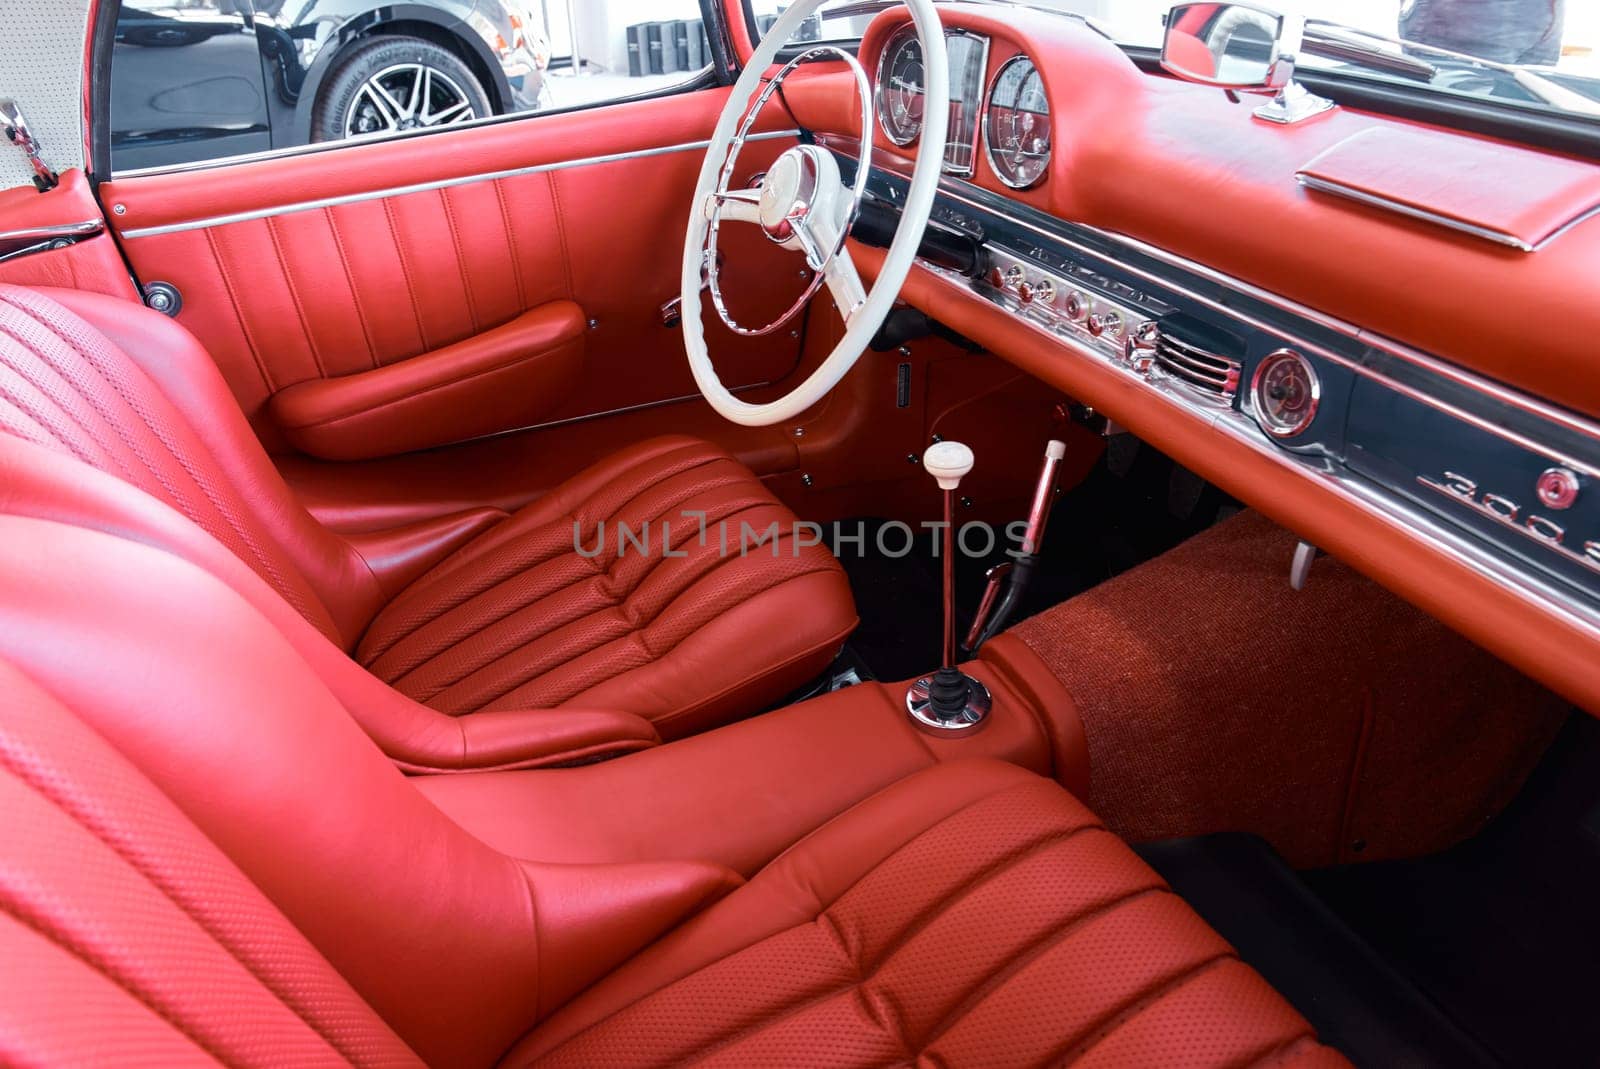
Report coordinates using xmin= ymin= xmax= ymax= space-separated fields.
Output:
xmin=876 ymin=28 xmax=925 ymax=146
xmin=984 ymin=56 xmax=1051 ymax=189
xmin=1251 ymin=349 xmax=1321 ymax=438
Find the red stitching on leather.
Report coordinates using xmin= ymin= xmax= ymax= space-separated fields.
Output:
xmin=202 ymin=228 xmax=275 ymax=393
xmin=1048 ymin=954 xmax=1235 ymax=1067
xmin=265 ymin=215 xmax=325 ymax=379
xmin=494 ymin=180 xmax=527 ymax=311
xmin=438 ymin=188 xmax=480 ymax=335
xmin=380 ymin=199 xmax=428 ymax=352
xmin=324 ymin=207 xmax=380 ymax=370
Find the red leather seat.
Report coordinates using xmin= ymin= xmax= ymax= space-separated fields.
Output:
xmin=0 ymin=493 xmax=1345 ymax=1067
xmin=0 ymin=284 xmax=856 ymax=743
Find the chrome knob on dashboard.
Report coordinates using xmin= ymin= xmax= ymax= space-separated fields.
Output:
xmin=1095 ymin=310 xmax=1123 ymax=337
xmin=1064 ymin=291 xmax=1087 ymax=321
xmin=1002 ymin=265 xmax=1025 ymax=290
xmin=1128 ymin=320 xmax=1159 ymax=373
xmin=1034 ymin=279 xmax=1056 ymax=304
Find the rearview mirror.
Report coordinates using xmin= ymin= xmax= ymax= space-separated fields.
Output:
xmin=1161 ymin=3 xmax=1287 ymax=90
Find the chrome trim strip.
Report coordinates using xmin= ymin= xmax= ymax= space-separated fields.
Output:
xmin=1295 ymin=173 xmax=1538 ymax=252
xmin=1418 ymin=474 xmax=1600 ymax=578
xmin=455 ymin=382 xmax=774 ymax=444
xmin=119 ymin=130 xmax=804 ymax=239
xmin=0 ymin=220 xmax=104 ymax=243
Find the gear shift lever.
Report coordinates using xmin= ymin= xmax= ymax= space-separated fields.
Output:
xmin=906 ymin=441 xmax=992 ymax=736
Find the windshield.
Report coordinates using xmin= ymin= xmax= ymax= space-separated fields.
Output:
xmin=749 ymin=0 xmax=1600 ymax=119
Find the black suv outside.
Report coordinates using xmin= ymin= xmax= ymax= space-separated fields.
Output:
xmin=108 ymin=0 xmax=551 ymax=171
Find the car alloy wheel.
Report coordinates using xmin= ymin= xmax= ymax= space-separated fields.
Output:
xmin=343 ymin=62 xmax=478 ymax=137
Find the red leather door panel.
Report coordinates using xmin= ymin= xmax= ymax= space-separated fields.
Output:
xmin=99 ymin=88 xmax=809 ymax=453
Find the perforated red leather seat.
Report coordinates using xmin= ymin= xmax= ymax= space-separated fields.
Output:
xmin=0 ymin=285 xmax=856 ymax=744
xmin=0 ymin=486 xmax=1346 ymax=1067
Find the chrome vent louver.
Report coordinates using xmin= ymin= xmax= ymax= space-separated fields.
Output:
xmin=1152 ymin=315 xmax=1243 ymax=404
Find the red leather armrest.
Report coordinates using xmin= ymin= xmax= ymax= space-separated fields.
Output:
xmin=270 ymin=300 xmax=586 ymax=460
xmin=398 ymin=707 xmax=663 ymax=774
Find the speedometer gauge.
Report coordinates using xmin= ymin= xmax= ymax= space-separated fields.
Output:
xmin=876 ymin=28 xmax=924 ymax=146
xmin=984 ymin=56 xmax=1051 ymax=189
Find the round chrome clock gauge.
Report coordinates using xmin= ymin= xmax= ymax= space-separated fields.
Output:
xmin=984 ymin=56 xmax=1051 ymax=189
xmin=876 ymin=28 xmax=925 ymax=146
xmin=1251 ymin=349 xmax=1320 ymax=438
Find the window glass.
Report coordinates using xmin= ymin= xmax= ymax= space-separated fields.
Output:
xmin=749 ymin=1 xmax=1600 ymax=121
xmin=107 ymin=0 xmax=714 ymax=173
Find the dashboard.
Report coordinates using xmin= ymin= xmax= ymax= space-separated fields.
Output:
xmin=786 ymin=4 xmax=1600 ymax=717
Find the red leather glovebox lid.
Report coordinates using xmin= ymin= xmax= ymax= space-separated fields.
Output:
xmin=1295 ymin=125 xmax=1600 ymax=251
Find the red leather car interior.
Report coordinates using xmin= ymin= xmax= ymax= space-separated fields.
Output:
xmin=0 ymin=284 xmax=857 ymax=753
xmin=356 ymin=434 xmax=857 ymax=736
xmin=268 ymin=300 xmax=588 ymax=460
xmin=0 ymin=485 xmax=1344 ymax=1064
xmin=0 ymin=171 xmax=136 ymax=301
xmin=99 ymin=89 xmax=813 ymax=453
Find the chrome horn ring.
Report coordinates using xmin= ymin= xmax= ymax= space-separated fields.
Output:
xmin=703 ymin=45 xmax=873 ymax=338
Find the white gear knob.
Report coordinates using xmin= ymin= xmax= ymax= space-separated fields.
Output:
xmin=924 ymin=441 xmax=975 ymax=491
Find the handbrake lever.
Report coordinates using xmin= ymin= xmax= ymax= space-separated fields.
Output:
xmin=963 ymin=439 xmax=1066 ymax=654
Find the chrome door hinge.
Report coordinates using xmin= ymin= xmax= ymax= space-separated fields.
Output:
xmin=1 ymin=100 xmax=60 ymax=193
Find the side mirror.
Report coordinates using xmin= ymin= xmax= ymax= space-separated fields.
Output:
xmin=1160 ymin=3 xmax=1334 ymax=124
xmin=1161 ymin=3 xmax=1288 ymax=89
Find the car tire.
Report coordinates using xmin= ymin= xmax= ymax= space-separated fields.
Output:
xmin=312 ymin=36 xmax=492 ymax=143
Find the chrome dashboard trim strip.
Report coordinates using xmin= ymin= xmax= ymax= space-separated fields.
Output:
xmin=820 ymin=133 xmax=1600 ymax=456
xmin=119 ymin=130 xmax=804 ymax=239
xmin=1294 ymin=173 xmax=1537 ymax=252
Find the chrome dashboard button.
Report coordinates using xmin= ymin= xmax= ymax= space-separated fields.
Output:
xmin=1537 ymin=467 xmax=1580 ymax=510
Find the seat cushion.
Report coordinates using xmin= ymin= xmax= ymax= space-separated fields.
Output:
xmin=510 ymin=760 xmax=1349 ymax=1068
xmin=358 ymin=435 xmax=857 ymax=737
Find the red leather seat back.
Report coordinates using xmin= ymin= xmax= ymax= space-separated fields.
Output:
xmin=0 ymin=285 xmax=382 ymax=645
xmin=0 ymin=484 xmax=740 ymax=1066
xmin=0 ymin=658 xmax=423 ymax=1068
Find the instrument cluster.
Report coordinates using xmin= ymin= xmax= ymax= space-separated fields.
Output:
xmin=873 ymin=28 xmax=1052 ymax=189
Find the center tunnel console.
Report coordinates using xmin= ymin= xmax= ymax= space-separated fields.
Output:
xmin=416 ymin=631 xmax=1087 ymax=876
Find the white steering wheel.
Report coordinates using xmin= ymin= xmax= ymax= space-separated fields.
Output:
xmin=681 ymin=0 xmax=949 ymax=427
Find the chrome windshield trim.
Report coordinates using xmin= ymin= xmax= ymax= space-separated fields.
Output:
xmin=119 ymin=130 xmax=803 ymax=239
